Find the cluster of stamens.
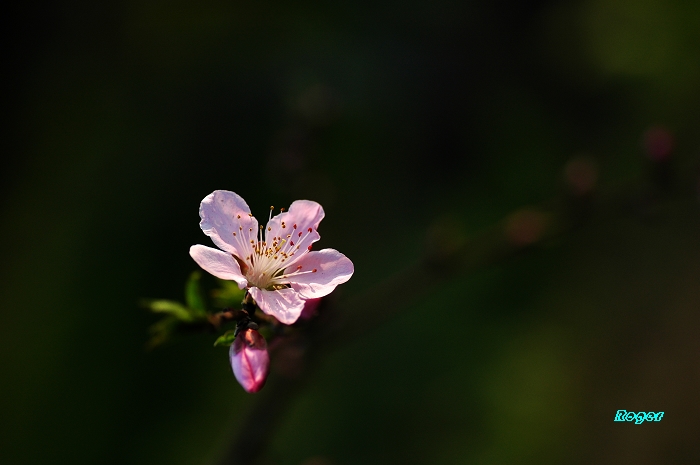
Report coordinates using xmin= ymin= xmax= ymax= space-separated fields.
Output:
xmin=230 ymin=207 xmax=318 ymax=289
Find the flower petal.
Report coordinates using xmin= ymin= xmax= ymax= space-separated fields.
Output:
xmin=199 ymin=190 xmax=258 ymax=257
xmin=264 ymin=200 xmax=324 ymax=261
xmin=230 ymin=329 xmax=269 ymax=393
xmin=285 ymin=249 xmax=353 ymax=299
xmin=249 ymin=287 xmax=306 ymax=324
xmin=190 ymin=245 xmax=248 ymax=288
xmin=285 ymin=199 xmax=325 ymax=230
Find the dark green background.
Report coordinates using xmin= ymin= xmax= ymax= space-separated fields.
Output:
xmin=3 ymin=0 xmax=700 ymax=464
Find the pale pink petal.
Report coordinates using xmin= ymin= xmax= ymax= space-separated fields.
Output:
xmin=230 ymin=329 xmax=269 ymax=393
xmin=264 ymin=200 xmax=323 ymax=262
xmin=189 ymin=245 xmax=248 ymax=289
xmin=284 ymin=199 xmax=325 ymax=230
xmin=285 ymin=249 xmax=353 ymax=299
xmin=199 ymin=190 xmax=258 ymax=258
xmin=249 ymin=287 xmax=306 ymax=324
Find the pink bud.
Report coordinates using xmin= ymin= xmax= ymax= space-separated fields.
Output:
xmin=230 ymin=329 xmax=269 ymax=393
xmin=299 ymin=298 xmax=323 ymax=320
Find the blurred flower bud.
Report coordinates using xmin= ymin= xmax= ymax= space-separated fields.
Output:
xmin=643 ymin=126 xmax=674 ymax=162
xmin=505 ymin=208 xmax=548 ymax=246
xmin=230 ymin=329 xmax=269 ymax=393
xmin=299 ymin=298 xmax=323 ymax=320
xmin=564 ymin=155 xmax=598 ymax=196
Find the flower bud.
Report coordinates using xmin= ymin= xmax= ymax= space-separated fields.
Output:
xmin=230 ymin=329 xmax=269 ymax=393
xmin=643 ymin=126 xmax=674 ymax=162
xmin=299 ymin=298 xmax=323 ymax=320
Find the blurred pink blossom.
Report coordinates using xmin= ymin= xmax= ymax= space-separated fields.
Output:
xmin=643 ymin=126 xmax=674 ymax=162
xmin=299 ymin=297 xmax=323 ymax=320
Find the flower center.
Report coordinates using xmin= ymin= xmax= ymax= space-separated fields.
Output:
xmin=231 ymin=207 xmax=317 ymax=290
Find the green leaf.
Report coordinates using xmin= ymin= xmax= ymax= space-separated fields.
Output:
xmin=185 ymin=271 xmax=207 ymax=317
xmin=211 ymin=279 xmax=246 ymax=308
xmin=213 ymin=330 xmax=237 ymax=347
xmin=142 ymin=299 xmax=194 ymax=322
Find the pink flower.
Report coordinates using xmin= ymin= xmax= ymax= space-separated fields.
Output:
xmin=190 ymin=190 xmax=354 ymax=324
xmin=230 ymin=329 xmax=269 ymax=393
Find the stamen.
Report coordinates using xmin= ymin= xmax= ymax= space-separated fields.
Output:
xmin=275 ymin=269 xmax=317 ymax=280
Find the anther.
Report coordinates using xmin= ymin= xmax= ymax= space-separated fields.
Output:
xmin=298 ymin=232 xmax=302 ymax=237
xmin=307 ymin=245 xmax=312 ymax=250
xmin=308 ymin=228 xmax=312 ymax=233
xmin=237 ymin=214 xmax=241 ymax=219
xmin=313 ymin=269 xmax=317 ymax=272
xmin=293 ymin=224 xmax=297 ymax=229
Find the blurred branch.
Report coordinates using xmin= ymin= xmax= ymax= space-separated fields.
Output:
xmin=216 ymin=158 xmax=700 ymax=465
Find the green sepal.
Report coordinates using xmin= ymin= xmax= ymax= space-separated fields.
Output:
xmin=185 ymin=271 xmax=207 ymax=317
xmin=213 ymin=330 xmax=237 ymax=347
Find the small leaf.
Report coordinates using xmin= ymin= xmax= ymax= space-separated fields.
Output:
xmin=185 ymin=271 xmax=207 ymax=317
xmin=214 ymin=330 xmax=238 ymax=347
xmin=142 ymin=299 xmax=193 ymax=322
